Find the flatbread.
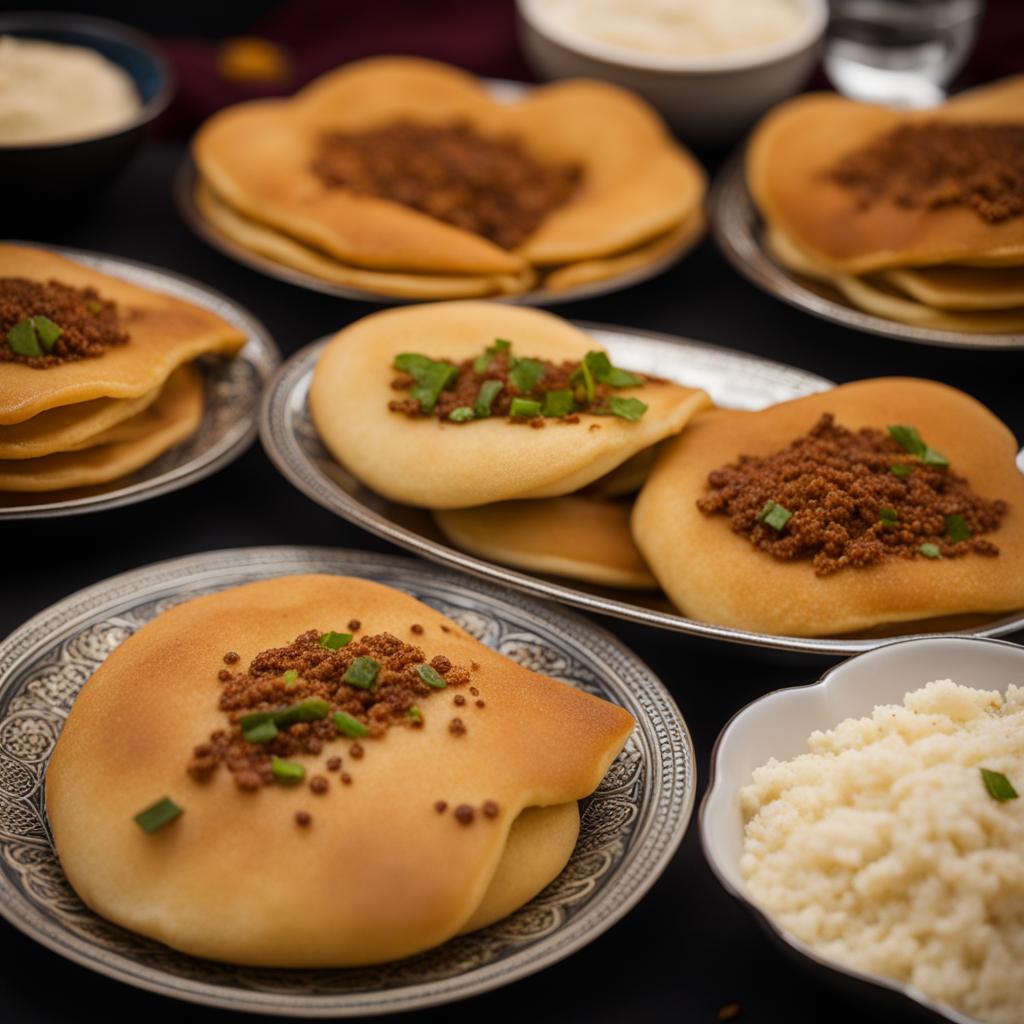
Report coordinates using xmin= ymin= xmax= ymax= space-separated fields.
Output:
xmin=434 ymin=495 xmax=657 ymax=589
xmin=195 ymin=180 xmax=536 ymax=299
xmin=882 ymin=264 xmax=1024 ymax=311
xmin=0 ymin=385 xmax=160 ymax=460
xmin=46 ymin=574 xmax=633 ymax=966
xmin=632 ymin=378 xmax=1024 ymax=637
xmin=747 ymin=76 xmax=1024 ymax=274
xmin=0 ymin=245 xmax=245 ymax=425
xmin=0 ymin=363 xmax=203 ymax=491
xmin=194 ymin=56 xmax=704 ymax=274
xmin=768 ymin=228 xmax=1024 ymax=333
xmin=309 ymin=302 xmax=712 ymax=509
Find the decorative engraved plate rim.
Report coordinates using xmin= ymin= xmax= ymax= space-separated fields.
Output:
xmin=0 ymin=546 xmax=694 ymax=1016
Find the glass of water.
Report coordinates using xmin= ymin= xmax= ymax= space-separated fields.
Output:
xmin=824 ymin=0 xmax=985 ymax=108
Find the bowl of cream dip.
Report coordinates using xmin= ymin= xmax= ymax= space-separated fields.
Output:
xmin=517 ymin=0 xmax=827 ymax=145
xmin=0 ymin=12 xmax=173 ymax=228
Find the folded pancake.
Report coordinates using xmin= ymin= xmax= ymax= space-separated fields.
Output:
xmin=0 ymin=363 xmax=203 ymax=491
xmin=747 ymin=76 xmax=1024 ymax=274
xmin=0 ymin=245 xmax=245 ymax=425
xmin=309 ymin=302 xmax=711 ymax=509
xmin=46 ymin=574 xmax=634 ymax=966
xmin=768 ymin=228 xmax=1024 ymax=333
xmin=434 ymin=495 xmax=657 ymax=589
xmin=194 ymin=56 xmax=703 ymax=276
xmin=633 ymin=378 xmax=1024 ymax=636
xmin=194 ymin=181 xmax=536 ymax=299
xmin=882 ymin=264 xmax=1024 ymax=311
xmin=0 ymin=386 xmax=160 ymax=460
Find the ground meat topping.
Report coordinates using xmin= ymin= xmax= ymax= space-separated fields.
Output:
xmin=0 ymin=277 xmax=129 ymax=367
xmin=310 ymin=119 xmax=580 ymax=250
xmin=697 ymin=413 xmax=1007 ymax=576
xmin=831 ymin=122 xmax=1024 ymax=224
xmin=187 ymin=628 xmax=472 ymax=790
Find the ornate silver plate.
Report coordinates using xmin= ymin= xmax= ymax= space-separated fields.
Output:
xmin=0 ymin=243 xmax=280 ymax=520
xmin=260 ymin=324 xmax=1024 ymax=654
xmin=710 ymin=154 xmax=1024 ymax=352
xmin=0 ymin=546 xmax=694 ymax=1016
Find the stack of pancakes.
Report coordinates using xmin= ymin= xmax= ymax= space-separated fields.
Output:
xmin=0 ymin=245 xmax=246 ymax=494
xmin=192 ymin=57 xmax=706 ymax=300
xmin=748 ymin=76 xmax=1024 ymax=333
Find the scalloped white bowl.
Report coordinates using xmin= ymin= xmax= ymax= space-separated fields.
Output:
xmin=701 ymin=636 xmax=1024 ymax=1024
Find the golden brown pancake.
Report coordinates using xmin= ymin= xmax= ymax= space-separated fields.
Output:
xmin=633 ymin=378 xmax=1024 ymax=637
xmin=46 ymin=574 xmax=633 ymax=966
xmin=882 ymin=264 xmax=1024 ymax=311
xmin=309 ymin=302 xmax=711 ymax=509
xmin=0 ymin=245 xmax=245 ymax=425
xmin=434 ymin=495 xmax=657 ymax=589
xmin=747 ymin=76 xmax=1024 ymax=274
xmin=194 ymin=56 xmax=704 ymax=276
xmin=0 ymin=363 xmax=203 ymax=491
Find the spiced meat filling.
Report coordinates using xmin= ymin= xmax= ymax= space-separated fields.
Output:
xmin=697 ymin=413 xmax=1007 ymax=576
xmin=310 ymin=119 xmax=581 ymax=249
xmin=188 ymin=629 xmax=471 ymax=790
xmin=0 ymin=277 xmax=128 ymax=367
xmin=830 ymin=122 xmax=1024 ymax=224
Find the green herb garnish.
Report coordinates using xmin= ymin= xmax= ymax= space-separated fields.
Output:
xmin=607 ymin=396 xmax=647 ymax=422
xmin=134 ymin=797 xmax=183 ymax=833
xmin=87 ymin=299 xmax=103 ymax=315
xmin=408 ymin=705 xmax=423 ymax=723
xmin=474 ymin=379 xmax=503 ymax=418
xmin=509 ymin=357 xmax=545 ymax=393
xmin=343 ymin=656 xmax=380 ymax=690
xmin=542 ymin=388 xmax=574 ymax=418
xmin=271 ymin=756 xmax=305 ymax=784
xmin=571 ymin=357 xmax=596 ymax=405
xmin=945 ymin=514 xmax=972 ymax=542
xmin=273 ymin=698 xmax=331 ymax=728
xmin=510 ymin=397 xmax=541 ymax=418
xmin=890 ymin=464 xmax=913 ymax=479
xmin=757 ymin=501 xmax=793 ymax=532
xmin=981 ymin=767 xmax=1018 ymax=801
xmin=7 ymin=318 xmax=42 ymax=357
xmin=879 ymin=506 xmax=899 ymax=525
xmin=473 ymin=338 xmax=510 ymax=373
xmin=240 ymin=711 xmax=278 ymax=744
xmin=283 ymin=669 xmax=299 ymax=688
xmin=320 ymin=631 xmax=353 ymax=651
xmin=33 ymin=315 xmax=62 ymax=351
xmin=333 ymin=710 xmax=369 ymax=738
xmin=417 ymin=664 xmax=447 ymax=689
xmin=584 ymin=351 xmax=643 ymax=388
xmin=888 ymin=424 xmax=948 ymax=469
xmin=394 ymin=353 xmax=459 ymax=413
xmin=918 ymin=542 xmax=942 ymax=559
xmin=448 ymin=406 xmax=475 ymax=423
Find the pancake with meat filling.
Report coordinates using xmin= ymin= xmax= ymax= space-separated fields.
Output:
xmin=632 ymin=378 xmax=1024 ymax=636
xmin=46 ymin=574 xmax=634 ymax=966
xmin=310 ymin=302 xmax=710 ymax=509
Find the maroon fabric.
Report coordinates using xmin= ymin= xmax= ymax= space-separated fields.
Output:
xmin=161 ymin=0 xmax=1024 ymax=137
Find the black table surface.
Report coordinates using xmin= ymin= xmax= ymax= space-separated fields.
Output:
xmin=3 ymin=142 xmax=1022 ymax=1024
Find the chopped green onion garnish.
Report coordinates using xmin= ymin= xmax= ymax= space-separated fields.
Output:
xmin=87 ymin=299 xmax=103 ymax=315
xmin=584 ymin=351 xmax=643 ymax=388
xmin=918 ymin=542 xmax=942 ymax=559
xmin=757 ymin=501 xmax=793 ymax=532
xmin=474 ymin=379 xmax=503 ymax=417
xmin=271 ymin=756 xmax=305 ymax=784
xmin=542 ymin=388 xmax=574 ymax=417
xmin=509 ymin=357 xmax=545 ymax=393
xmin=7 ymin=318 xmax=42 ymax=357
xmin=274 ymin=698 xmax=331 ymax=728
xmin=333 ymin=710 xmax=369 ymax=738
xmin=888 ymin=424 xmax=947 ymax=468
xmin=240 ymin=711 xmax=278 ymax=744
xmin=608 ymin=396 xmax=647 ymax=422
xmin=33 ymin=315 xmax=62 ymax=351
xmin=921 ymin=447 xmax=949 ymax=468
xmin=320 ymin=631 xmax=352 ymax=651
xmin=343 ymin=656 xmax=380 ymax=690
xmin=283 ymin=669 xmax=299 ymax=687
xmin=394 ymin=353 xmax=459 ymax=413
xmin=510 ymin=397 xmax=541 ymax=418
xmin=448 ymin=406 xmax=475 ymax=422
xmin=134 ymin=797 xmax=183 ymax=833
xmin=890 ymin=464 xmax=913 ymax=478
xmin=473 ymin=338 xmax=510 ymax=373
xmin=981 ymin=767 xmax=1018 ymax=801
xmin=394 ymin=353 xmax=435 ymax=375
xmin=408 ymin=705 xmax=423 ymax=722
xmin=417 ymin=664 xmax=447 ymax=689
xmin=879 ymin=506 xmax=899 ymax=525
xmin=945 ymin=514 xmax=972 ymax=542
xmin=571 ymin=357 xmax=596 ymax=405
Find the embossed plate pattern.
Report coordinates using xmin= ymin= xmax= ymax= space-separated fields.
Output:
xmin=0 ymin=243 xmax=280 ymax=520
xmin=0 ymin=546 xmax=694 ymax=1016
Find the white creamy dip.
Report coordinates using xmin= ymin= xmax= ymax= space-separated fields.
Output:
xmin=0 ymin=35 xmax=141 ymax=146
xmin=539 ymin=0 xmax=806 ymax=58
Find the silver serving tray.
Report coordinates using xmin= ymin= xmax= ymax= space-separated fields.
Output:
xmin=0 ymin=243 xmax=280 ymax=519
xmin=709 ymin=154 xmax=1024 ymax=352
xmin=0 ymin=545 xmax=694 ymax=1016
xmin=260 ymin=323 xmax=1024 ymax=655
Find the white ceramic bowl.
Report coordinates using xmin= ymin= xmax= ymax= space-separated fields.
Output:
xmin=701 ymin=636 xmax=1024 ymax=1024
xmin=517 ymin=0 xmax=827 ymax=146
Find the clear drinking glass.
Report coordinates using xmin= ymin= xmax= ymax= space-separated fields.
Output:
xmin=824 ymin=0 xmax=985 ymax=108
